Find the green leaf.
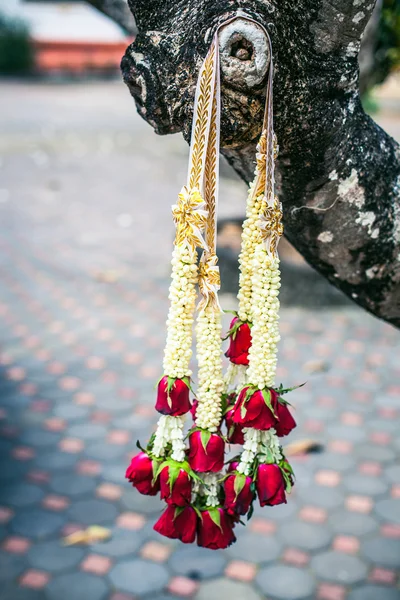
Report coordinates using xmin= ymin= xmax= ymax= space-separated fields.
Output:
xmin=233 ymin=473 xmax=246 ymax=499
xmin=136 ymin=440 xmax=146 ymax=452
xmin=240 ymin=403 xmax=247 ymax=420
xmin=167 ymin=376 xmax=175 ymax=394
xmin=274 ymin=382 xmax=306 ymax=395
xmin=207 ymin=508 xmax=222 ymax=531
xmin=168 ymin=464 xmax=181 ymax=492
xmin=200 ymin=430 xmax=211 ymax=453
xmin=247 ymin=502 xmax=254 ymax=521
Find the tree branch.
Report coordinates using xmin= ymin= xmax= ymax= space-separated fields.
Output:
xmin=85 ymin=0 xmax=136 ymax=36
xmin=121 ymin=0 xmax=400 ymax=327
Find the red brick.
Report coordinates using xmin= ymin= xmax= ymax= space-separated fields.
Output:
xmin=315 ymin=470 xmax=341 ymax=487
xmin=59 ymin=376 xmax=81 ymax=391
xmin=90 ymin=411 xmax=111 ymax=424
xmin=140 ymin=541 xmax=172 ymax=562
xmin=81 ymin=554 xmax=112 ymax=576
xmin=359 ymin=461 xmax=382 ymax=476
xmin=12 ymin=446 xmax=35 ymax=460
xmin=117 ymin=512 xmax=146 ymax=531
xmin=299 ymin=506 xmax=327 ymax=523
xmin=44 ymin=418 xmax=66 ymax=432
xmin=317 ymin=582 xmax=346 ymax=600
xmin=369 ymin=567 xmax=397 ymax=585
xmin=27 ymin=470 xmax=49 ymax=484
xmin=86 ymin=356 xmax=106 ymax=370
xmin=74 ymin=392 xmax=95 ymax=405
xmin=249 ymin=518 xmax=276 ymax=535
xmin=0 ymin=507 xmax=14 ymax=523
xmin=168 ymin=576 xmax=199 ymax=597
xmin=346 ymin=495 xmax=373 ymax=514
xmin=328 ymin=440 xmax=352 ymax=454
xmin=76 ymin=460 xmax=101 ymax=476
xmin=59 ymin=438 xmax=84 ymax=453
xmin=333 ymin=535 xmax=360 ymax=554
xmin=225 ymin=560 xmax=257 ymax=582
xmin=107 ymin=430 xmax=130 ymax=445
xmin=20 ymin=570 xmax=50 ymax=589
xmin=2 ymin=536 xmax=31 ymax=553
xmin=369 ymin=432 xmax=391 ymax=445
xmin=282 ymin=548 xmax=310 ymax=567
xmin=96 ymin=483 xmax=122 ymax=501
xmin=42 ymin=495 xmax=69 ymax=511
xmin=391 ymin=485 xmax=400 ymax=499
xmin=381 ymin=524 xmax=400 ymax=538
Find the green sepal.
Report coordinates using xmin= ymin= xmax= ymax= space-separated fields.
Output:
xmin=261 ymin=388 xmax=277 ymax=418
xmin=136 ymin=440 xmax=146 ymax=453
xmin=247 ymin=501 xmax=255 ymax=521
xmin=155 ymin=373 xmax=166 ymax=389
xmin=207 ymin=507 xmax=222 ymax=531
xmin=193 ymin=505 xmax=203 ymax=520
xmin=260 ymin=446 xmax=276 ymax=465
xmin=233 ymin=473 xmax=247 ymax=499
xmin=280 ymin=467 xmax=292 ymax=494
xmin=167 ymin=376 xmax=176 ymax=394
xmin=151 ymin=457 xmax=163 ymax=485
xmin=174 ymin=506 xmax=185 ymax=520
xmin=274 ymin=382 xmax=306 ymax=396
xmin=222 ymin=317 xmax=243 ymax=341
xmin=200 ymin=429 xmax=211 ymax=453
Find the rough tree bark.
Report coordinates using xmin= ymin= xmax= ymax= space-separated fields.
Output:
xmin=85 ymin=0 xmax=136 ymax=35
xmin=119 ymin=0 xmax=400 ymax=327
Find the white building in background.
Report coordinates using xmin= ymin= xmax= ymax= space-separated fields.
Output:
xmin=0 ymin=0 xmax=130 ymax=73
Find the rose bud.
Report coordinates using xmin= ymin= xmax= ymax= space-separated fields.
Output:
xmin=155 ymin=376 xmax=191 ymax=416
xmin=256 ymin=463 xmax=287 ymax=507
xmin=160 ymin=463 xmax=192 ymax=506
xmin=227 ymin=461 xmax=240 ymax=473
xmin=190 ymin=399 xmax=198 ymax=421
xmin=232 ymin=387 xmax=276 ymax=430
xmin=197 ymin=508 xmax=236 ymax=549
xmin=188 ymin=429 xmax=225 ymax=473
xmin=225 ymin=317 xmax=252 ymax=365
xmin=125 ymin=452 xmax=159 ymax=496
xmin=154 ymin=504 xmax=197 ymax=544
xmin=272 ymin=393 xmax=296 ymax=437
xmin=225 ymin=407 xmax=245 ymax=444
xmin=224 ymin=473 xmax=254 ymax=516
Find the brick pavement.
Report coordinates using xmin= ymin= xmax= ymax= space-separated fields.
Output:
xmin=0 ymin=81 xmax=399 ymax=600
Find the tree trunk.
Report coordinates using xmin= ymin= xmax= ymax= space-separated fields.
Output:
xmin=120 ymin=0 xmax=400 ymax=328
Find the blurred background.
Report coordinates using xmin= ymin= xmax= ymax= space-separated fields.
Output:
xmin=0 ymin=2 xmax=399 ymax=600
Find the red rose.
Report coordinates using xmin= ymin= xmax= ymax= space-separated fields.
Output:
xmin=232 ymin=387 xmax=276 ymax=430
xmin=225 ymin=317 xmax=252 ymax=365
xmin=125 ymin=452 xmax=159 ymax=496
xmin=188 ymin=430 xmax=225 ymax=473
xmin=154 ymin=504 xmax=197 ymax=544
xmin=155 ymin=376 xmax=191 ymax=416
xmin=160 ymin=464 xmax=192 ymax=506
xmin=224 ymin=473 xmax=254 ymax=516
xmin=225 ymin=407 xmax=245 ymax=444
xmin=256 ymin=463 xmax=287 ymax=506
xmin=197 ymin=508 xmax=236 ymax=549
xmin=274 ymin=396 xmax=296 ymax=437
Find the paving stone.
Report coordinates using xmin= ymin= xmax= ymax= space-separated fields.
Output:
xmin=354 ymin=444 xmax=396 ymax=463
xmin=49 ymin=473 xmax=96 ymax=497
xmin=227 ymin=531 xmax=282 ymax=563
xmin=20 ymin=430 xmax=61 ymax=447
xmin=329 ymin=511 xmax=378 ymax=535
xmin=85 ymin=442 xmax=127 ymax=462
xmin=327 ymin=425 xmax=366 ymax=442
xmin=313 ymin=453 xmax=356 ymax=472
xmin=100 ymin=463 xmax=126 ymax=485
xmin=53 ymin=404 xmax=90 ymax=420
xmin=169 ymin=546 xmax=226 ymax=579
xmin=91 ymin=527 xmax=142 ymax=557
xmin=68 ymin=423 xmax=108 ymax=441
xmin=11 ymin=509 xmax=66 ymax=540
xmin=27 ymin=540 xmax=85 ymax=572
xmin=256 ymin=565 xmax=316 ymax=599
xmin=0 ymin=584 xmax=44 ymax=600
xmin=343 ymin=473 xmax=388 ymax=496
xmin=0 ymin=483 xmax=44 ymax=508
xmin=34 ymin=451 xmax=78 ymax=471
xmin=0 ymin=550 xmax=27 ymax=582
xmin=196 ymin=577 xmax=263 ymax=600
xmin=375 ymin=499 xmax=400 ymax=524
xmin=109 ymin=558 xmax=169 ymax=595
xmin=361 ymin=538 xmax=400 ymax=568
xmin=45 ymin=572 xmax=109 ymax=600
xmin=0 ymin=459 xmax=30 ymax=482
xmin=68 ymin=499 xmax=118 ymax=525
xmin=280 ymin=521 xmax=332 ymax=551
xmin=296 ymin=485 xmax=343 ymax=509
xmin=311 ymin=551 xmax=368 ymax=584
xmin=121 ymin=488 xmax=164 ymax=515
xmin=253 ymin=499 xmax=298 ymax=521
xmin=385 ymin=465 xmax=400 ymax=484
xmin=347 ymin=585 xmax=400 ymax=600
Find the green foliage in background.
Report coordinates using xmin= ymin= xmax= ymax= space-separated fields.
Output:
xmin=375 ymin=0 xmax=400 ymax=84
xmin=0 ymin=13 xmax=34 ymax=75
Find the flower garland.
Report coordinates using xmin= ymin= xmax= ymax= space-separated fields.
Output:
xmin=125 ymin=16 xmax=298 ymax=550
